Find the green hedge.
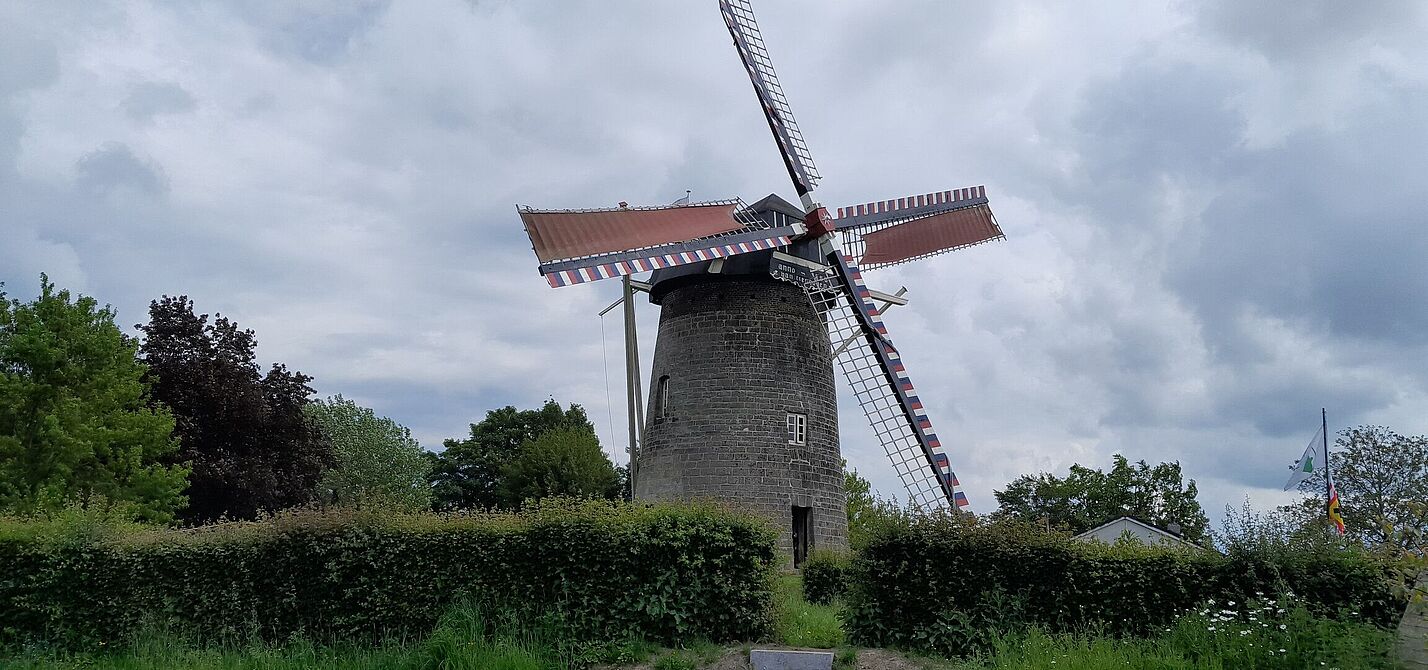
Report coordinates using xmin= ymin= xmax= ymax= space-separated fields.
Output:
xmin=845 ymin=515 xmax=1403 ymax=656
xmin=801 ymin=550 xmax=850 ymax=605
xmin=0 ymin=500 xmax=777 ymax=648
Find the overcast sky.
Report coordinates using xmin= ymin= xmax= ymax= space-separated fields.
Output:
xmin=4 ymin=1 xmax=1426 ymax=519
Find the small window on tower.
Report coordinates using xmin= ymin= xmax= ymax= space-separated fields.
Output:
xmin=656 ymin=375 xmax=671 ymax=420
xmin=786 ymin=412 xmax=806 ymax=445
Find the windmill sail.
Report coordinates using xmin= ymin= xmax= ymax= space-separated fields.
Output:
xmin=797 ymin=254 xmax=968 ymax=510
xmin=833 ymin=186 xmax=1004 ymax=270
xmin=521 ymin=199 xmax=800 ymax=287
xmin=720 ymin=0 xmax=820 ymax=197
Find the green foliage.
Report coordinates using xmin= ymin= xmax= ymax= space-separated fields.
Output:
xmin=844 ymin=461 xmax=874 ymax=525
xmin=0 ymin=276 xmax=187 ymax=523
xmin=0 ymin=499 xmax=777 ymax=650
xmin=993 ymin=454 xmax=1210 ymax=544
xmin=954 ymin=599 xmax=1395 ymax=670
xmin=499 ymin=426 xmax=619 ymax=507
xmin=802 ymin=550 xmax=850 ymax=605
xmin=305 ymin=395 xmax=431 ymax=511
xmin=774 ymin=574 xmax=845 ymax=648
xmin=843 ymin=460 xmax=909 ymax=550
xmin=1154 ymin=595 xmax=1396 ymax=669
xmin=136 ymin=296 xmax=330 ymax=523
xmin=843 ymin=512 xmax=1402 ymax=657
xmin=429 ymin=400 xmax=594 ymax=510
xmin=4 ymin=602 xmax=587 ymax=670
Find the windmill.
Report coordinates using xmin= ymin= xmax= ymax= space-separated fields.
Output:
xmin=517 ymin=0 xmax=1004 ymax=563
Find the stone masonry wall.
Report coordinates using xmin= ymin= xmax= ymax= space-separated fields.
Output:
xmin=635 ymin=277 xmax=848 ymax=560
xmin=1398 ymin=572 xmax=1428 ymax=669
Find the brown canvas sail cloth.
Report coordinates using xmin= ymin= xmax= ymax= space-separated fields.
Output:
xmin=522 ymin=203 xmax=744 ymax=262
xmin=858 ymin=205 xmax=1003 ymax=267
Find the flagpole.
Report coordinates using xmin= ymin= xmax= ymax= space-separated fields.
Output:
xmin=1322 ymin=407 xmax=1330 ymax=523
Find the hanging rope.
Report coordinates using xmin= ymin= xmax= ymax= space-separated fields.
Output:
xmin=598 ymin=312 xmax=620 ymax=463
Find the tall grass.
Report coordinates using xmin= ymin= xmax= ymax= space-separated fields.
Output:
xmin=2 ymin=602 xmax=611 ymax=670
xmin=4 ymin=585 xmax=1393 ymax=669
xmin=773 ymin=574 xmax=845 ymax=648
xmin=951 ymin=594 xmax=1395 ymax=670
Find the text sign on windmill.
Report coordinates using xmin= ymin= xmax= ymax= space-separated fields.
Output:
xmin=516 ymin=0 xmax=1005 ymax=515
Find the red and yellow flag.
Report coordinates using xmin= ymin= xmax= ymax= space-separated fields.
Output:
xmin=1327 ymin=480 xmax=1346 ymax=535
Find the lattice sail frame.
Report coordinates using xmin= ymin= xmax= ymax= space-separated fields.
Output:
xmin=720 ymin=0 xmax=820 ymax=195
xmin=787 ymin=253 xmax=969 ymax=510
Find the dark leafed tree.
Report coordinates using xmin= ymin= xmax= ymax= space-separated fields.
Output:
xmin=428 ymin=400 xmax=595 ymax=510
xmin=611 ymin=464 xmax=632 ymax=502
xmin=0 ymin=277 xmax=188 ymax=522
xmin=137 ymin=296 xmax=331 ymax=524
xmin=1293 ymin=425 xmax=1428 ymax=548
xmin=993 ymin=454 xmax=1209 ymax=543
xmin=497 ymin=426 xmax=619 ymax=507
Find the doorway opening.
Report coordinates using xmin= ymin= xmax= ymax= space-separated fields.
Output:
xmin=792 ymin=505 xmax=811 ymax=567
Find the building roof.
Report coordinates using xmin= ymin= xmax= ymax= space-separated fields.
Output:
xmin=1072 ymin=516 xmax=1209 ymax=552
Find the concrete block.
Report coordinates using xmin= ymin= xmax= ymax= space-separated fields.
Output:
xmin=749 ymin=649 xmax=834 ymax=670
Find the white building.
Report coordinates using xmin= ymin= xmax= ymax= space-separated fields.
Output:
xmin=1071 ymin=516 xmax=1209 ymax=552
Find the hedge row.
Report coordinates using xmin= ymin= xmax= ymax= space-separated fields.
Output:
xmin=845 ymin=515 xmax=1403 ymax=655
xmin=0 ymin=500 xmax=778 ymax=648
xmin=801 ymin=550 xmax=850 ymax=605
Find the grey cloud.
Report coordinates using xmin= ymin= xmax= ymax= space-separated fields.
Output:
xmin=1188 ymin=1 xmax=1424 ymax=60
xmin=1163 ymin=102 xmax=1428 ymax=350
xmin=122 ymin=82 xmax=196 ymax=122
xmin=230 ymin=0 xmax=390 ymax=64
xmin=74 ymin=143 xmax=168 ymax=195
xmin=1071 ymin=59 xmax=1245 ymax=188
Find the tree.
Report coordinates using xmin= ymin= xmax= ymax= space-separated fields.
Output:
xmin=137 ymin=296 xmax=331 ymax=523
xmin=0 ymin=276 xmax=187 ymax=522
xmin=305 ymin=395 xmax=432 ymax=511
xmin=428 ymin=400 xmax=594 ymax=510
xmin=611 ymin=463 xmax=632 ymax=502
xmin=497 ymin=426 xmax=619 ymax=506
xmin=844 ymin=460 xmax=876 ymax=529
xmin=993 ymin=454 xmax=1209 ymax=543
xmin=843 ymin=460 xmax=906 ymax=549
xmin=1294 ymin=425 xmax=1428 ymax=548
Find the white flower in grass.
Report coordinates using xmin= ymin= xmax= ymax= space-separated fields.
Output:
xmin=1227 ymin=600 xmax=1236 ymax=606
xmin=1278 ymin=648 xmax=1286 ymax=653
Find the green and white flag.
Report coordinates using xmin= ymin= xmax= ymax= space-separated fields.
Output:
xmin=1283 ymin=425 xmax=1326 ymax=491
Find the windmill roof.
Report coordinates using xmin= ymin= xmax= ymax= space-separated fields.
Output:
xmin=747 ymin=193 xmax=804 ymax=219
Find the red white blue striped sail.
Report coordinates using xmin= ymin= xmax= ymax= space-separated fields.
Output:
xmin=542 ymin=234 xmax=792 ymax=287
xmin=837 ymin=254 xmax=968 ymax=507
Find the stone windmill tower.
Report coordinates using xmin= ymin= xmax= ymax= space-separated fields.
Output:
xmin=517 ymin=0 xmax=1005 ymax=564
